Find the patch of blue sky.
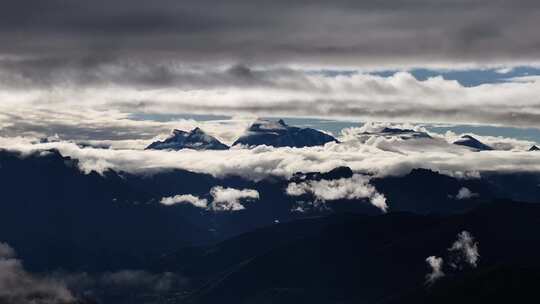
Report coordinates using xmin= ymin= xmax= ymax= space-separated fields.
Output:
xmin=424 ymin=124 xmax=540 ymax=144
xmin=315 ymin=66 xmax=540 ymax=87
xmin=402 ymin=66 xmax=540 ymax=87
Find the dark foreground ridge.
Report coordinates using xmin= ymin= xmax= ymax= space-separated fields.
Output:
xmin=0 ymin=149 xmax=539 ymax=303
xmin=163 ymin=201 xmax=540 ymax=304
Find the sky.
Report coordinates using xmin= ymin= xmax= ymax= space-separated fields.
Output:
xmin=1 ymin=1 xmax=540 ymax=135
xmin=0 ymin=0 xmax=539 ymax=179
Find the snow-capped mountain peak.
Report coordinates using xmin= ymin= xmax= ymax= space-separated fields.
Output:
xmin=146 ymin=128 xmax=229 ymax=151
xmin=233 ymin=119 xmax=338 ymax=148
xmin=453 ymin=135 xmax=493 ymax=151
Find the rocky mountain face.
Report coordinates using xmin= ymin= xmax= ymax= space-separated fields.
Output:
xmin=233 ymin=119 xmax=338 ymax=148
xmin=146 ymin=127 xmax=229 ymax=150
xmin=452 ymin=135 xmax=493 ymax=151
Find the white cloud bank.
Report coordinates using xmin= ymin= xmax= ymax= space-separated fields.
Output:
xmin=2 ymin=69 xmax=540 ymax=139
xmin=160 ymin=194 xmax=208 ymax=208
xmin=0 ymin=124 xmax=539 ymax=186
xmin=209 ymin=186 xmax=260 ymax=211
xmin=0 ymin=242 xmax=75 ymax=304
xmin=286 ymin=174 xmax=387 ymax=212
xmin=160 ymin=187 xmax=260 ymax=212
xmin=454 ymin=187 xmax=478 ymax=200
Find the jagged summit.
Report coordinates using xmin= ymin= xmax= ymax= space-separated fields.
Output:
xmin=291 ymin=166 xmax=354 ymax=183
xmin=453 ymin=135 xmax=493 ymax=151
xmin=529 ymin=145 xmax=540 ymax=151
xmin=146 ymin=128 xmax=229 ymax=151
xmin=232 ymin=119 xmax=338 ymax=148
xmin=355 ymin=122 xmax=432 ymax=140
xmin=247 ymin=119 xmax=288 ymax=132
xmin=361 ymin=126 xmax=431 ymax=140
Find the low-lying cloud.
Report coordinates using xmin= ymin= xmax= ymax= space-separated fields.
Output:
xmin=160 ymin=194 xmax=208 ymax=208
xmin=425 ymin=256 xmax=445 ymax=285
xmin=424 ymin=230 xmax=480 ymax=285
xmin=454 ymin=187 xmax=478 ymax=200
xmin=159 ymin=186 xmax=260 ymax=211
xmin=0 ymin=242 xmax=75 ymax=304
xmin=209 ymin=186 xmax=260 ymax=211
xmin=449 ymin=231 xmax=480 ymax=269
xmin=1 ymin=241 xmax=189 ymax=303
xmin=286 ymin=174 xmax=387 ymax=211
xmin=0 ymin=124 xmax=539 ymax=185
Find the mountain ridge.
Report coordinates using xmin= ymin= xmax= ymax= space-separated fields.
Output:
xmin=232 ymin=119 xmax=338 ymax=148
xmin=146 ymin=127 xmax=229 ymax=150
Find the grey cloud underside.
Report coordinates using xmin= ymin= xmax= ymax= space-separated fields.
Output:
xmin=2 ymin=100 xmax=540 ymax=142
xmin=125 ymin=101 xmax=540 ymax=129
xmin=1 ymin=1 xmax=540 ymax=132
xmin=1 ymin=0 xmax=540 ymax=66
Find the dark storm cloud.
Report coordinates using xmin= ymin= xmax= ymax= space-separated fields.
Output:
xmin=1 ymin=0 xmax=540 ymax=68
xmin=0 ymin=0 xmax=539 ymax=132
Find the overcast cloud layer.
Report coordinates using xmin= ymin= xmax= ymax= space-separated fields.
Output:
xmin=2 ymin=0 xmax=540 ymax=67
xmin=1 ymin=69 xmax=540 ymax=135
xmin=0 ymin=1 xmax=539 ymax=137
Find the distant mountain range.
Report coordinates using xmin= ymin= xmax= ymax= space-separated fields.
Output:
xmin=146 ymin=119 xmax=339 ymax=151
xmin=147 ymin=119 xmax=340 ymax=151
xmin=360 ymin=127 xmax=432 ymax=140
xmin=232 ymin=119 xmax=338 ymax=148
xmin=146 ymin=127 xmax=229 ymax=150
xmin=147 ymin=121 xmax=539 ymax=152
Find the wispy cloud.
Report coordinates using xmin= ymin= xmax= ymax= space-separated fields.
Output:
xmin=424 ymin=230 xmax=480 ymax=285
xmin=0 ymin=242 xmax=75 ymax=304
xmin=449 ymin=231 xmax=480 ymax=269
xmin=209 ymin=186 xmax=260 ymax=211
xmin=160 ymin=194 xmax=208 ymax=208
xmin=453 ymin=187 xmax=478 ymax=200
xmin=286 ymin=174 xmax=387 ymax=211
xmin=425 ymin=256 xmax=445 ymax=285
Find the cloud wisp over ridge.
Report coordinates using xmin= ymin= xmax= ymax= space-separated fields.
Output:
xmin=286 ymin=174 xmax=388 ymax=211
xmin=0 ymin=242 xmax=75 ymax=304
xmin=159 ymin=187 xmax=260 ymax=212
xmin=425 ymin=256 xmax=445 ymax=285
xmin=209 ymin=186 xmax=260 ymax=211
xmin=160 ymin=194 xmax=208 ymax=208
xmin=424 ymin=230 xmax=480 ymax=285
xmin=0 ymin=122 xmax=539 ymax=183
